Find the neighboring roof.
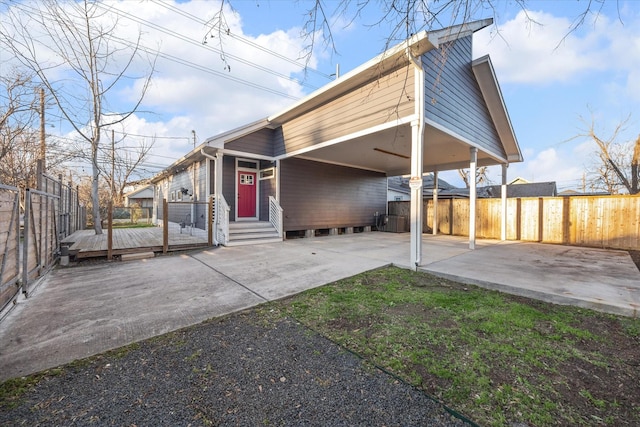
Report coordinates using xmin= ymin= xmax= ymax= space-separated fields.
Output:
xmin=125 ymin=185 xmax=154 ymax=199
xmin=479 ymin=181 xmax=557 ymax=198
xmin=509 ymin=177 xmax=530 ymax=185
xmin=388 ymin=175 xmax=455 ymax=197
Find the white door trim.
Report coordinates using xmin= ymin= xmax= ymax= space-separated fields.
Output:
xmin=235 ymin=158 xmax=259 ymax=221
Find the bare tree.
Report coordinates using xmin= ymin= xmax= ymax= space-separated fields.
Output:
xmin=100 ymin=133 xmax=155 ymax=206
xmin=458 ymin=166 xmax=491 ymax=188
xmin=0 ymin=71 xmax=38 ymax=166
xmin=0 ymin=0 xmax=156 ymax=234
xmin=573 ymin=114 xmax=640 ymax=195
xmin=206 ymin=1 xmax=616 ymax=69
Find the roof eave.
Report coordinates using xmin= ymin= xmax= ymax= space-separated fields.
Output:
xmin=472 ymin=54 xmax=523 ymax=163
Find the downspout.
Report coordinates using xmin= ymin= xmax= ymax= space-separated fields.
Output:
xmin=407 ymin=46 xmax=426 ymax=270
xmin=201 ymin=149 xmax=218 ymax=236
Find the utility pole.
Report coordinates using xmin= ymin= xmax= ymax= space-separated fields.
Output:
xmin=111 ymin=129 xmax=115 ymax=203
xmin=37 ymin=87 xmax=46 ymax=190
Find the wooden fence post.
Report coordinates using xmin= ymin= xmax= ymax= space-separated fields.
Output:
xmin=163 ymin=199 xmax=168 ymax=254
xmin=516 ymin=198 xmax=522 ymax=241
xmin=562 ymin=196 xmax=571 ymax=245
xmin=107 ymin=202 xmax=113 ymax=261
xmin=538 ymin=197 xmax=544 ymax=242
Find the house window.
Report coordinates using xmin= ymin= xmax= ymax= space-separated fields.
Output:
xmin=170 ymin=191 xmax=175 ymax=202
xmin=238 ymin=160 xmax=258 ymax=169
xmin=395 ymin=196 xmax=402 ymax=201
xmin=239 ymin=174 xmax=254 ymax=185
xmin=259 ymin=167 xmax=275 ymax=180
xmin=176 ymin=190 xmax=183 ymax=201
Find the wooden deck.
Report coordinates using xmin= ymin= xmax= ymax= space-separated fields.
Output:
xmin=62 ymin=226 xmax=211 ymax=259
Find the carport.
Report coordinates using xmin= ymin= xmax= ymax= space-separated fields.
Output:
xmin=266 ymin=18 xmax=522 ymax=269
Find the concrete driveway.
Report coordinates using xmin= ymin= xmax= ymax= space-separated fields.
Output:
xmin=1 ymin=233 xmax=639 ymax=382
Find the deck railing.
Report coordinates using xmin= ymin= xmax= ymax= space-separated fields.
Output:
xmin=268 ymin=196 xmax=284 ymax=239
xmin=214 ymin=194 xmax=230 ymax=246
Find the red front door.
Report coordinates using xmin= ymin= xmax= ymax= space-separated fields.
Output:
xmin=237 ymin=171 xmax=257 ymax=218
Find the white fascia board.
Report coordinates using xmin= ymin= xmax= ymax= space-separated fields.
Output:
xmin=202 ymin=118 xmax=272 ymax=149
xmin=472 ymin=55 xmax=523 ymax=163
xmin=427 ymin=18 xmax=493 ymax=47
xmin=275 ymin=115 xmax=417 ymax=160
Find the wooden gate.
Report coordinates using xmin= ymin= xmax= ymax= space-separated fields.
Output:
xmin=0 ymin=184 xmax=21 ymax=312
xmin=22 ymin=188 xmax=59 ymax=296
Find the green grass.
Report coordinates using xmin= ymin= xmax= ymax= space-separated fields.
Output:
xmin=276 ymin=266 xmax=640 ymax=427
xmin=111 ymin=222 xmax=154 ymax=229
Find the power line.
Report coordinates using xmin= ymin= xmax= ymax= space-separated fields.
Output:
xmin=94 ymin=1 xmax=319 ymax=91
xmin=151 ymin=0 xmax=333 ymax=80
xmin=9 ymin=1 xmax=306 ymax=101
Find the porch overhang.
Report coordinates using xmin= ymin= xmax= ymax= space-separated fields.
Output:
xmin=278 ymin=119 xmax=511 ymax=177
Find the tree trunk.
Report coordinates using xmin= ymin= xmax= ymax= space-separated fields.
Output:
xmin=92 ymin=136 xmax=102 ymax=234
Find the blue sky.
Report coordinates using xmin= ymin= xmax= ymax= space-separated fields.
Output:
xmin=3 ymin=0 xmax=639 ymax=191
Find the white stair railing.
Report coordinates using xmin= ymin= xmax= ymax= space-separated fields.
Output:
xmin=214 ymin=194 xmax=230 ymax=246
xmin=268 ymin=196 xmax=284 ymax=239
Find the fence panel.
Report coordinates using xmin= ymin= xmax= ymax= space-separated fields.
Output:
xmin=0 ymin=185 xmax=21 ymax=311
xmin=389 ymin=194 xmax=640 ymax=250
xmin=22 ymin=189 xmax=59 ymax=296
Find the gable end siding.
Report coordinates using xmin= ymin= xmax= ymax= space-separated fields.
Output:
xmin=280 ymin=158 xmax=387 ymax=231
xmin=424 ymin=36 xmax=505 ymax=158
xmin=225 ymin=127 xmax=275 ymax=157
xmin=275 ymin=65 xmax=415 ymax=157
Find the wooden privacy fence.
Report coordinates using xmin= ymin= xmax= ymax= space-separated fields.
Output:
xmin=389 ymin=195 xmax=640 ymax=251
xmin=0 ymin=185 xmax=21 ymax=312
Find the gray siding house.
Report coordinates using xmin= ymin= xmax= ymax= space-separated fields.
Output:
xmin=151 ymin=18 xmax=522 ymax=267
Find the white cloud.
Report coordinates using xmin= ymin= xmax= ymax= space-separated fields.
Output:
xmin=473 ymin=9 xmax=640 ymax=85
xmin=1 ymin=0 xmax=320 ymax=174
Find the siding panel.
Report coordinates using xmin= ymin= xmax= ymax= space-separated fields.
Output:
xmin=275 ymin=65 xmax=415 ymax=156
xmin=225 ymin=128 xmax=275 ymax=157
xmin=424 ymin=36 xmax=505 ymax=157
xmin=280 ymin=158 xmax=387 ymax=231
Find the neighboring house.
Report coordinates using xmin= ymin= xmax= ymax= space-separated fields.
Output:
xmin=152 ymin=18 xmax=522 ymax=265
xmin=387 ymin=175 xmax=455 ymax=201
xmin=124 ymin=185 xmax=154 ymax=208
xmin=460 ymin=181 xmax=558 ymax=198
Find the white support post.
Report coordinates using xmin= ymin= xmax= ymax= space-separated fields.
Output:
xmin=432 ymin=171 xmax=438 ymax=235
xmin=407 ymin=45 xmax=425 ymax=271
xmin=501 ymin=163 xmax=508 ymax=241
xmin=409 ymin=119 xmax=424 ymax=270
xmin=215 ymin=153 xmax=224 ymax=196
xmin=469 ymin=147 xmax=478 ymax=250
xmin=275 ymin=159 xmax=281 ymax=203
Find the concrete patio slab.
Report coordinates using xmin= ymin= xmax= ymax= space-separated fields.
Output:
xmin=423 ymin=239 xmax=640 ymax=317
xmin=1 ymin=232 xmax=638 ymax=382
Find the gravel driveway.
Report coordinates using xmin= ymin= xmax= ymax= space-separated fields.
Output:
xmin=1 ymin=308 xmax=474 ymax=426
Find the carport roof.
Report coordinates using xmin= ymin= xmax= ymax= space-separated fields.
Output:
xmin=154 ymin=18 xmax=521 ymax=181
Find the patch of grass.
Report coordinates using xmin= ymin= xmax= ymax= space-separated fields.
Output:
xmin=278 ymin=266 xmax=640 ymax=427
xmin=0 ymin=369 xmax=63 ymax=410
xmin=111 ymin=223 xmax=154 ymax=229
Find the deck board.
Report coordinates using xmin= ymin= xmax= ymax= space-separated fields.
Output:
xmin=63 ymin=227 xmax=209 ymax=259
